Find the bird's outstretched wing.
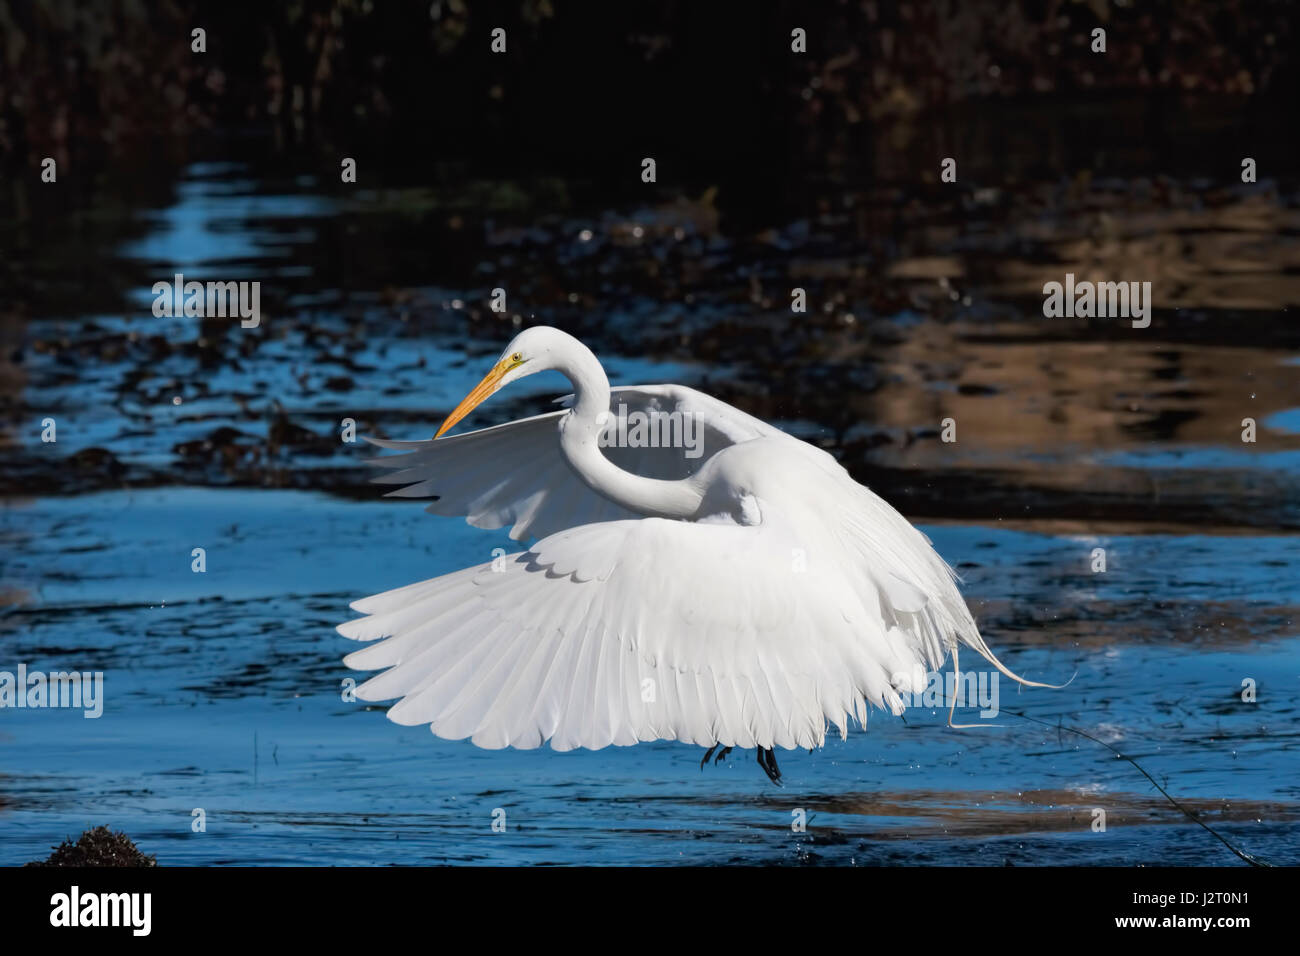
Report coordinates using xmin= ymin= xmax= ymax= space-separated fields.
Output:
xmin=364 ymin=384 xmax=781 ymax=541
xmin=339 ymin=505 xmax=952 ymax=753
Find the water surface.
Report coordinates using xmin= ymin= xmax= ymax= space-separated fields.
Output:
xmin=2 ymin=107 xmax=1297 ymax=864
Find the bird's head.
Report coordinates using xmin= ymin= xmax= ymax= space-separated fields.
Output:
xmin=435 ymin=326 xmax=572 ymax=438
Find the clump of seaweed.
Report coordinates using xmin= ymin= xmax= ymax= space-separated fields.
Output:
xmin=26 ymin=826 xmax=157 ymax=867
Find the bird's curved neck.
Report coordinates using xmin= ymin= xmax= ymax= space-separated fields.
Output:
xmin=554 ymin=343 xmax=703 ymax=520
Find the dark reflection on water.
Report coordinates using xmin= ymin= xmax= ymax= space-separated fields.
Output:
xmin=0 ymin=93 xmax=1297 ymax=865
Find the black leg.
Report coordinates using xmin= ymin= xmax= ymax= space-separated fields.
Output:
xmin=700 ymin=744 xmax=717 ymax=770
xmin=757 ymin=747 xmax=784 ymax=786
xmin=754 ymin=749 xmax=780 ymax=785
xmin=714 ymin=746 xmax=732 ymax=765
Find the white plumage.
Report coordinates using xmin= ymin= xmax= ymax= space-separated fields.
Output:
xmin=366 ymin=384 xmax=771 ymax=541
xmin=339 ymin=327 xmax=1039 ymax=772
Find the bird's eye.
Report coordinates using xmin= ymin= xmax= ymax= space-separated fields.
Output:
xmin=512 ymin=352 xmax=523 ymax=363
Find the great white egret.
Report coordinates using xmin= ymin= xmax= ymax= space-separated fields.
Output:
xmin=339 ymin=326 xmax=1047 ymax=783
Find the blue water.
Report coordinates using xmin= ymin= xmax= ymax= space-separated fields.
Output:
xmin=2 ymin=488 xmax=1297 ymax=865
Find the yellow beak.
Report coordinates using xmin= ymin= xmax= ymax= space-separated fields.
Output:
xmin=435 ymin=356 xmax=519 ymax=438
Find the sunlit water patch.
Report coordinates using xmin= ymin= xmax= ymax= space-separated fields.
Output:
xmin=2 ymin=489 xmax=1296 ymax=865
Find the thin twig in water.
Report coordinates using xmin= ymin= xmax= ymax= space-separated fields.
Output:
xmin=1002 ymin=709 xmax=1272 ymax=868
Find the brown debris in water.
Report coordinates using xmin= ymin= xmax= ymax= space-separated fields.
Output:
xmin=26 ymin=826 xmax=157 ymax=867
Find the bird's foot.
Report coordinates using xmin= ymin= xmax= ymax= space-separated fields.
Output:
xmin=700 ymin=744 xmax=733 ymax=770
xmin=757 ymin=747 xmax=784 ymax=786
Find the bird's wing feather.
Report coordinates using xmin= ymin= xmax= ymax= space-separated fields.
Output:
xmin=339 ymin=503 xmax=957 ymax=753
xmin=364 ymin=384 xmax=780 ymax=541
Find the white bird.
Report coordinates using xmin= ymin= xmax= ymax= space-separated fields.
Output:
xmin=338 ymin=326 xmax=1046 ymax=783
